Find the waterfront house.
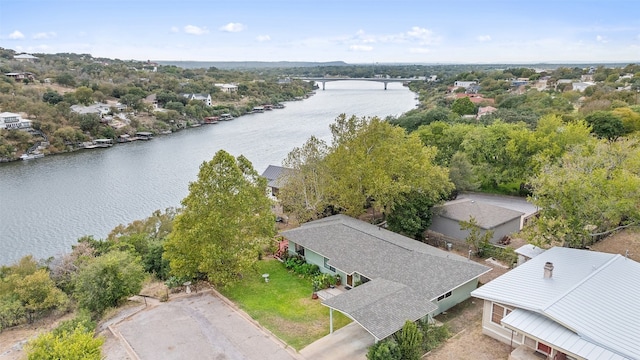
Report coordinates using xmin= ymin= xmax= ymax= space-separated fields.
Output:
xmin=471 ymin=247 xmax=640 ymax=360
xmin=280 ymin=215 xmax=490 ymax=341
xmin=429 ymin=199 xmax=524 ymax=244
xmin=260 ymin=165 xmax=292 ymax=200
xmin=215 ymin=83 xmax=238 ymax=94
xmin=70 ymin=103 xmax=112 ymax=118
xmin=0 ymin=112 xmax=31 ymax=130
xmin=182 ymin=93 xmax=212 ymax=106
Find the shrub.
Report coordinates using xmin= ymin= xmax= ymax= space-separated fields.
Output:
xmin=396 ymin=320 xmax=423 ymax=360
xmin=367 ymin=338 xmax=401 ymax=360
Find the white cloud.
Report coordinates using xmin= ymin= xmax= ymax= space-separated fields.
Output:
xmin=33 ymin=32 xmax=56 ymax=39
xmin=9 ymin=30 xmax=24 ymax=39
xmin=409 ymin=47 xmax=430 ymax=54
xmin=349 ymin=44 xmax=373 ymax=52
xmin=256 ymin=35 xmax=271 ymax=42
xmin=477 ymin=35 xmax=492 ymax=42
xmin=596 ymin=35 xmax=608 ymax=43
xmin=406 ymin=26 xmax=439 ymax=45
xmin=184 ymin=25 xmax=209 ymax=35
xmin=220 ymin=23 xmax=246 ymax=33
xmin=170 ymin=26 xmax=179 ymax=33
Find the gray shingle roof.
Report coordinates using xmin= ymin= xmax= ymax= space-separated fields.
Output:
xmin=323 ymin=278 xmax=437 ymax=340
xmin=472 ymin=247 xmax=640 ymax=359
xmin=281 ymin=214 xmax=490 ymax=340
xmin=434 ymin=199 xmax=524 ymax=229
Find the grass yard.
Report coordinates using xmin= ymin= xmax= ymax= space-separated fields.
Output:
xmin=220 ymin=259 xmax=351 ymax=350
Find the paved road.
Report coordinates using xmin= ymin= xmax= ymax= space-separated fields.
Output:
xmin=111 ymin=292 xmax=299 ymax=360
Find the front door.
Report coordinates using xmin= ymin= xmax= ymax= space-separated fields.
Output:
xmin=347 ymin=274 xmax=353 ymax=287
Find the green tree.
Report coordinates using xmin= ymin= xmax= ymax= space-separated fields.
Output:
xmin=396 ymin=320 xmax=423 ymax=360
xmin=448 ymin=152 xmax=479 ymax=192
xmin=163 ymin=150 xmax=275 ymax=286
xmin=451 ymin=96 xmax=476 ymax=115
xmin=55 ymin=73 xmax=76 ymax=87
xmin=325 ymin=115 xmax=452 ymax=218
xmin=585 ymin=111 xmax=625 ymax=140
xmin=43 ymin=89 xmax=64 ymax=105
xmin=279 ymin=136 xmax=330 ymax=222
xmin=460 ymin=217 xmax=494 ymax=256
xmin=74 ymin=86 xmax=94 ymax=105
xmin=73 ymin=251 xmax=145 ymax=316
xmin=367 ymin=339 xmax=401 ymax=360
xmin=386 ymin=190 xmax=438 ymax=240
xmin=525 ymin=139 xmax=640 ymax=247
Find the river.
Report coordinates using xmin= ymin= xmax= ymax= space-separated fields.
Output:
xmin=0 ymin=81 xmax=417 ymax=266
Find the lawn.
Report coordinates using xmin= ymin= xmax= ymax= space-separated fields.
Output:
xmin=220 ymin=259 xmax=351 ymax=350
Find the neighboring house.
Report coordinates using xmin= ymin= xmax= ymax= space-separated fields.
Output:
xmin=260 ymin=165 xmax=292 ymax=200
xmin=5 ymin=72 xmax=35 ymax=81
xmin=477 ymin=106 xmax=497 ymax=118
xmin=454 ymin=93 xmax=495 ymax=105
xmin=471 ymin=247 xmax=640 ymax=360
xmin=514 ymin=244 xmax=545 ymax=266
xmin=429 ymin=199 xmax=524 ymax=244
xmin=281 ymin=215 xmax=491 ymax=341
xmin=14 ymin=53 xmax=38 ymax=62
xmin=454 ymin=80 xmax=478 ymax=89
xmin=572 ymin=82 xmax=595 ymax=92
xmin=215 ymin=83 xmax=238 ymax=93
xmin=182 ymin=93 xmax=212 ymax=106
xmin=70 ymin=103 xmax=112 ymax=117
xmin=0 ymin=112 xmax=31 ymax=130
xmin=144 ymin=94 xmax=159 ymax=109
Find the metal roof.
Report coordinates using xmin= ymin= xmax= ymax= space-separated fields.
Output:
xmin=502 ymin=309 xmax=627 ymax=360
xmin=260 ymin=165 xmax=292 ymax=189
xmin=433 ymin=199 xmax=524 ymax=229
xmin=472 ymin=247 xmax=640 ymax=359
xmin=515 ymin=244 xmax=546 ymax=259
xmin=281 ymin=215 xmax=490 ymax=340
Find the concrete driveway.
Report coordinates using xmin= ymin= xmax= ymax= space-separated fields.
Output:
xmin=300 ymin=322 xmax=374 ymax=360
xmin=107 ymin=292 xmax=300 ymax=360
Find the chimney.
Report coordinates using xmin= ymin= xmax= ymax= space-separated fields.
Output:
xmin=544 ymin=262 xmax=554 ymax=279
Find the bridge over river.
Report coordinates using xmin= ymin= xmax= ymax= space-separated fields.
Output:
xmin=296 ymin=77 xmax=412 ymax=90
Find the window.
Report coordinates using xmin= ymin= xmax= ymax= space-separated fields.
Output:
xmin=437 ymin=291 xmax=452 ymax=301
xmin=323 ymin=257 xmax=335 ymax=272
xmin=491 ymin=303 xmax=512 ymax=325
xmin=537 ymin=342 xmax=551 ymax=355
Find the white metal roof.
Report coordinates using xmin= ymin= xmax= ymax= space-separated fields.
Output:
xmin=472 ymin=247 xmax=640 ymax=359
xmin=515 ymin=244 xmax=546 ymax=259
xmin=502 ymin=309 xmax=627 ymax=360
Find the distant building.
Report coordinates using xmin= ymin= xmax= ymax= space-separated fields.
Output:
xmin=477 ymin=106 xmax=498 ymax=118
xmin=13 ymin=53 xmax=38 ymax=62
xmin=0 ymin=112 xmax=31 ymax=130
xmin=5 ymin=72 xmax=35 ymax=82
xmin=215 ymin=83 xmax=238 ymax=94
xmin=181 ymin=93 xmax=212 ymax=106
xmin=453 ymin=80 xmax=477 ymax=89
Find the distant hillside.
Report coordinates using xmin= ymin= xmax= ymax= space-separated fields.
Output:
xmin=155 ymin=61 xmax=350 ymax=70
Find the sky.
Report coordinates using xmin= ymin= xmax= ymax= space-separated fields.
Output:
xmin=1 ymin=0 xmax=639 ymax=64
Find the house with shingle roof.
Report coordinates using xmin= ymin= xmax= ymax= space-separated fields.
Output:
xmin=280 ymin=214 xmax=491 ymax=341
xmin=429 ymin=198 xmax=524 ymax=244
xmin=471 ymin=247 xmax=640 ymax=360
xmin=182 ymin=93 xmax=212 ymax=106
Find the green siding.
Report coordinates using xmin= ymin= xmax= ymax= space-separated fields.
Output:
xmin=432 ymin=279 xmax=479 ymax=315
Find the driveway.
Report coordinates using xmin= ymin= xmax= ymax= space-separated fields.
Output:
xmin=299 ymin=322 xmax=374 ymax=360
xmin=105 ymin=292 xmax=300 ymax=360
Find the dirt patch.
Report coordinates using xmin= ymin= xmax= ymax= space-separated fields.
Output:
xmin=424 ymin=255 xmax=513 ymax=359
xmin=0 ymin=312 xmax=75 ymax=360
xmin=590 ymin=227 xmax=640 ymax=262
